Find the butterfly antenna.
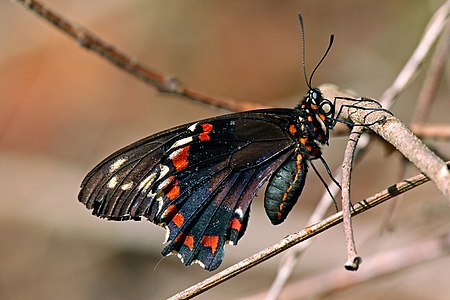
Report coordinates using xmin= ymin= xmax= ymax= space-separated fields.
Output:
xmin=298 ymin=13 xmax=311 ymax=90
xmin=308 ymin=34 xmax=334 ymax=88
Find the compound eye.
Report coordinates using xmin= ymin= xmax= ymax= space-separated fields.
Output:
xmin=320 ymin=99 xmax=334 ymax=116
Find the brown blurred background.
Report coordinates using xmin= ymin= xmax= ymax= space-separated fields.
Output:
xmin=1 ymin=1 xmax=449 ymax=299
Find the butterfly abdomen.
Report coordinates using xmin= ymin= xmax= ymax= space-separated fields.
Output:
xmin=264 ymin=153 xmax=308 ymax=225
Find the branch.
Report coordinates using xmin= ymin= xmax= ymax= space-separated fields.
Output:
xmin=13 ymin=0 xmax=263 ymax=112
xmin=333 ymin=97 xmax=450 ymax=200
xmin=379 ymin=0 xmax=450 ymax=106
xmin=341 ymin=126 xmax=365 ymax=270
xmin=245 ymin=232 xmax=450 ymax=300
xmin=169 ymin=171 xmax=430 ymax=300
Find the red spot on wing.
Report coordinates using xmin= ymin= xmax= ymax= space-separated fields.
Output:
xmin=289 ymin=124 xmax=297 ymax=136
xmin=175 ymin=234 xmax=194 ymax=250
xmin=201 ymin=235 xmax=219 ymax=254
xmin=183 ymin=235 xmax=194 ymax=250
xmin=198 ymin=123 xmax=213 ymax=141
xmin=229 ymin=218 xmax=242 ymax=231
xmin=166 ymin=179 xmax=180 ymax=200
xmin=162 ymin=204 xmax=177 ymax=219
xmin=172 ymin=213 xmax=184 ymax=227
xmin=172 ymin=146 xmax=190 ymax=171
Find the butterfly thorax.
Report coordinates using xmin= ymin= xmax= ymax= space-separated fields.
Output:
xmin=291 ymin=88 xmax=333 ymax=160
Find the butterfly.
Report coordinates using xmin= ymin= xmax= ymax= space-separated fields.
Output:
xmin=78 ymin=15 xmax=338 ymax=271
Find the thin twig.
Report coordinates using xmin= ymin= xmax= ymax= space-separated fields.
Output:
xmin=410 ymin=124 xmax=450 ymax=140
xmin=412 ymin=23 xmax=450 ymax=124
xmin=341 ymin=126 xmax=365 ymax=271
xmin=379 ymin=0 xmax=450 ymax=107
xmin=246 ymin=232 xmax=450 ymax=300
xmin=13 ymin=0 xmax=263 ymax=112
xmin=169 ymin=172 xmax=430 ymax=300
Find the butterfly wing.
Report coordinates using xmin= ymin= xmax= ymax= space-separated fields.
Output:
xmin=79 ymin=109 xmax=297 ymax=270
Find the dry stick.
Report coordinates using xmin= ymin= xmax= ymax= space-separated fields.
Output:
xmin=13 ymin=0 xmax=263 ymax=112
xmin=248 ymin=232 xmax=450 ymax=300
xmin=412 ymin=23 xmax=450 ymax=124
xmin=169 ymin=172 xmax=430 ymax=300
xmin=410 ymin=124 xmax=450 ymax=140
xmin=382 ymin=23 xmax=450 ymax=232
xmin=341 ymin=126 xmax=365 ymax=270
xmin=379 ymin=0 xmax=450 ymax=107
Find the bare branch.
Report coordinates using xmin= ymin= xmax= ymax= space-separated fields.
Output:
xmin=412 ymin=23 xmax=450 ymax=124
xmin=247 ymin=232 xmax=450 ymax=300
xmin=341 ymin=126 xmax=365 ymax=270
xmin=13 ymin=0 xmax=263 ymax=112
xmin=379 ymin=0 xmax=450 ymax=106
xmin=169 ymin=172 xmax=430 ymax=300
xmin=410 ymin=124 xmax=450 ymax=140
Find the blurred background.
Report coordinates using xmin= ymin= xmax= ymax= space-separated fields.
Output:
xmin=1 ymin=0 xmax=449 ymax=299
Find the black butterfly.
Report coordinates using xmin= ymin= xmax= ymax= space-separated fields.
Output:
xmin=78 ymin=15 xmax=338 ymax=271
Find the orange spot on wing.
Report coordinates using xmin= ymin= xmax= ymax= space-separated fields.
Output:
xmin=310 ymin=104 xmax=318 ymax=110
xmin=184 ymin=235 xmax=194 ymax=250
xmin=229 ymin=218 xmax=242 ymax=231
xmin=289 ymin=124 xmax=297 ymax=135
xmin=319 ymin=113 xmax=326 ymax=121
xmin=307 ymin=116 xmax=313 ymax=122
xmin=166 ymin=180 xmax=180 ymax=200
xmin=162 ymin=204 xmax=177 ymax=218
xmin=199 ymin=123 xmax=213 ymax=141
xmin=172 ymin=212 xmax=184 ymax=227
xmin=201 ymin=235 xmax=219 ymax=253
xmin=300 ymin=137 xmax=308 ymax=145
xmin=172 ymin=145 xmax=190 ymax=171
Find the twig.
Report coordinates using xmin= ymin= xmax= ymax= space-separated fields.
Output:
xmin=341 ymin=126 xmax=365 ymax=271
xmin=379 ymin=0 xmax=450 ymax=107
xmin=246 ymin=232 xmax=450 ymax=300
xmin=168 ymin=171 xmax=430 ymax=300
xmin=412 ymin=23 xmax=450 ymax=124
xmin=13 ymin=0 xmax=263 ymax=112
xmin=380 ymin=0 xmax=450 ymax=106
xmin=410 ymin=124 xmax=450 ymax=140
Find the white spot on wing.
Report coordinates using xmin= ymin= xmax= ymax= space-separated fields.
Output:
xmin=188 ymin=122 xmax=198 ymax=132
xmin=169 ymin=147 xmax=183 ymax=160
xmin=169 ymin=136 xmax=193 ymax=150
xmin=139 ymin=173 xmax=157 ymax=191
xmin=235 ymin=207 xmax=244 ymax=218
xmin=109 ymin=157 xmax=127 ymax=173
xmin=162 ymin=224 xmax=171 ymax=244
xmin=120 ymin=182 xmax=133 ymax=190
xmin=107 ymin=176 xmax=118 ymax=188
xmin=158 ymin=164 xmax=170 ymax=181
